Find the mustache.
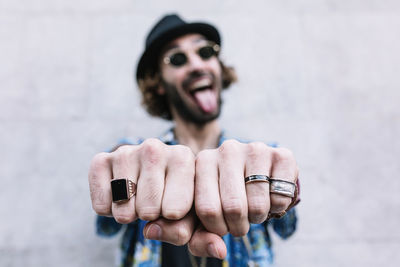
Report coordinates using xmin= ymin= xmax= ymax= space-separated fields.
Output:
xmin=182 ymin=71 xmax=214 ymax=89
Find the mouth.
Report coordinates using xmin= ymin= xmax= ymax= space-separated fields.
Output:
xmin=184 ymin=75 xmax=218 ymax=113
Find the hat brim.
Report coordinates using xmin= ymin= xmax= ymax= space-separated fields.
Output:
xmin=136 ymin=22 xmax=221 ymax=81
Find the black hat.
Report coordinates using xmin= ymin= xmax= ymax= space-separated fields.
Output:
xmin=136 ymin=14 xmax=221 ymax=81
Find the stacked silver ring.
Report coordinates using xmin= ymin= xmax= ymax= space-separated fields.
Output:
xmin=244 ymin=175 xmax=296 ymax=198
xmin=269 ymin=178 xmax=296 ymax=198
xmin=244 ymin=175 xmax=270 ymax=183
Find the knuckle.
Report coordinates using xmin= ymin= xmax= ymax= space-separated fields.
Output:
xmin=273 ymin=147 xmax=295 ymax=162
xmin=197 ymin=148 xmax=214 ymax=158
xmin=195 ymin=149 xmax=217 ymax=170
xmin=141 ymin=138 xmax=164 ymax=151
xmin=231 ymin=225 xmax=249 ymax=237
xmin=173 ymin=144 xmax=193 ymax=155
xmin=196 ymin=149 xmax=216 ymax=164
xmin=169 ymin=145 xmax=195 ymax=166
xmin=223 ymin=198 xmax=246 ymax=220
xmin=219 ymin=139 xmax=242 ymax=157
xmin=89 ymin=152 xmax=110 ymax=173
xmin=114 ymin=214 xmax=134 ymax=224
xmin=175 ymin=226 xmax=191 ymax=246
xmin=247 ymin=142 xmax=268 ymax=154
xmin=248 ymin=199 xmax=268 ymax=219
xmin=270 ymin=195 xmax=291 ymax=213
xmin=111 ymin=145 xmax=136 ymax=164
xmin=196 ymin=204 xmax=220 ymax=220
xmin=137 ymin=206 xmax=161 ymax=221
xmin=162 ymin=207 xmax=187 ymax=220
xmin=140 ymin=138 xmax=165 ymax=164
xmin=92 ymin=151 xmax=110 ymax=164
xmin=92 ymin=203 xmax=111 ymax=216
xmin=113 ymin=143 xmax=131 ymax=154
xmin=113 ymin=212 xmax=136 ymax=224
xmin=113 ymin=144 xmax=134 ymax=155
xmin=246 ymin=142 xmax=270 ymax=160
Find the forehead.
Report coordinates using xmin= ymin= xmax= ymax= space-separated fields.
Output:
xmin=162 ymin=33 xmax=207 ymax=52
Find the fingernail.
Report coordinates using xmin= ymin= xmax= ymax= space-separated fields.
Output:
xmin=207 ymin=243 xmax=220 ymax=259
xmin=145 ymin=224 xmax=162 ymax=240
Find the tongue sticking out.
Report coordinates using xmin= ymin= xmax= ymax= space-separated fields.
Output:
xmin=193 ymin=89 xmax=218 ymax=113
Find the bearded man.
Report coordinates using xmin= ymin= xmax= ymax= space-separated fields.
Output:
xmin=89 ymin=14 xmax=300 ymax=267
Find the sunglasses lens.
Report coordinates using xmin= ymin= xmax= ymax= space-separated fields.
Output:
xmin=198 ymin=45 xmax=216 ymax=60
xmin=165 ymin=43 xmax=218 ymax=67
xmin=169 ymin=52 xmax=187 ymax=66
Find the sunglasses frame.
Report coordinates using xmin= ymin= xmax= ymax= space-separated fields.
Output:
xmin=163 ymin=41 xmax=220 ymax=67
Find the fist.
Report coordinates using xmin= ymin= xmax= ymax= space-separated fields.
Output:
xmin=88 ymin=138 xmax=195 ymax=224
xmin=194 ymin=140 xmax=298 ymax=237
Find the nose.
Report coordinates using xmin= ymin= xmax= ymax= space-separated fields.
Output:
xmin=186 ymin=52 xmax=206 ymax=71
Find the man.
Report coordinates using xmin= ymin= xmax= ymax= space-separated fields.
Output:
xmin=89 ymin=14 xmax=300 ymax=267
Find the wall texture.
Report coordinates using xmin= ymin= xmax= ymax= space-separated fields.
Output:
xmin=1 ymin=1 xmax=399 ymax=266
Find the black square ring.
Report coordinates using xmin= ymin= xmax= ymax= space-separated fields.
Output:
xmin=111 ymin=178 xmax=136 ymax=203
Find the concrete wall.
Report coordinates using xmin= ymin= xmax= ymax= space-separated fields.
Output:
xmin=1 ymin=1 xmax=399 ymax=266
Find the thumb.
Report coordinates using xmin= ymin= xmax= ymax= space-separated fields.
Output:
xmin=143 ymin=211 xmax=196 ymax=246
xmin=188 ymin=224 xmax=227 ymax=259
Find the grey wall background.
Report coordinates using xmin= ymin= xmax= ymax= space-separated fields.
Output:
xmin=1 ymin=0 xmax=399 ymax=266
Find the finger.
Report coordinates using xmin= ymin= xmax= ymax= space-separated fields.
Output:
xmin=195 ymin=149 xmax=228 ymax=236
xmin=218 ymin=140 xmax=249 ymax=237
xmin=244 ymin=142 xmax=272 ymax=223
xmin=143 ymin=210 xmax=196 ymax=246
xmin=88 ymin=152 xmax=113 ymax=216
xmin=162 ymin=145 xmax=195 ymax=220
xmin=110 ymin=146 xmax=140 ymax=224
xmin=188 ymin=224 xmax=227 ymax=259
xmin=270 ymin=147 xmax=297 ymax=213
xmin=136 ymin=139 xmax=167 ymax=221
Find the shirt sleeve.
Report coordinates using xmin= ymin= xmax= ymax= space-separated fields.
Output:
xmin=96 ymin=215 xmax=123 ymax=237
xmin=270 ymin=208 xmax=297 ymax=239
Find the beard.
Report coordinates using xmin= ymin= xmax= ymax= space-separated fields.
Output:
xmin=161 ymin=72 xmax=222 ymax=125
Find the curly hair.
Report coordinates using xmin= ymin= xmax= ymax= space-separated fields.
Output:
xmin=138 ymin=60 xmax=237 ymax=120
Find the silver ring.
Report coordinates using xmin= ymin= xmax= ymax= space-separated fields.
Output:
xmin=269 ymin=178 xmax=296 ymax=198
xmin=245 ymin=175 xmax=270 ymax=184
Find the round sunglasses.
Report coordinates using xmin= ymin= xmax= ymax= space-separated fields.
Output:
xmin=163 ymin=42 xmax=220 ymax=67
